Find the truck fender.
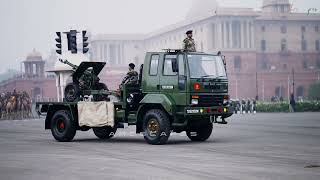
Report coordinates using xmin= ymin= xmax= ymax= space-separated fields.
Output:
xmin=135 ymin=94 xmax=174 ymax=133
xmin=138 ymin=94 xmax=174 ymax=115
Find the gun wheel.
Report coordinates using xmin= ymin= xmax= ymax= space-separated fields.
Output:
xmin=65 ymin=83 xmax=80 ymax=102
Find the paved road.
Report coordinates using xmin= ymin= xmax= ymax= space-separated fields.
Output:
xmin=0 ymin=113 xmax=319 ymax=180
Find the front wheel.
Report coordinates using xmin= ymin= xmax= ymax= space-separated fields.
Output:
xmin=186 ymin=123 xmax=213 ymax=142
xmin=143 ymin=109 xmax=171 ymax=145
xmin=93 ymin=126 xmax=117 ymax=140
xmin=51 ymin=110 xmax=76 ymax=142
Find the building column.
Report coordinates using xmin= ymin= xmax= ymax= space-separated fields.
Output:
xmin=97 ymin=44 xmax=101 ymax=62
xmin=121 ymin=43 xmax=124 ymax=65
xmin=246 ymin=21 xmax=250 ymax=49
xmin=229 ymin=21 xmax=233 ymax=49
xmin=251 ymin=21 xmax=255 ymax=49
xmin=217 ymin=21 xmax=222 ymax=49
xmin=241 ymin=21 xmax=245 ymax=49
xmin=107 ymin=43 xmax=111 ymax=64
xmin=223 ymin=21 xmax=228 ymax=49
xmin=117 ymin=44 xmax=121 ymax=65
xmin=211 ymin=23 xmax=216 ymax=49
xmin=248 ymin=21 xmax=254 ymax=49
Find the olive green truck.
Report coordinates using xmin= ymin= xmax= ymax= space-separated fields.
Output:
xmin=36 ymin=50 xmax=233 ymax=145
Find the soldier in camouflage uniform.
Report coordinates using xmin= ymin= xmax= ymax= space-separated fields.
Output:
xmin=121 ymin=63 xmax=138 ymax=85
xmin=183 ymin=30 xmax=196 ymax=52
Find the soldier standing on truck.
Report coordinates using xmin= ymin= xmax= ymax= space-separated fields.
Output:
xmin=183 ymin=30 xmax=196 ymax=52
xmin=121 ymin=63 xmax=138 ymax=85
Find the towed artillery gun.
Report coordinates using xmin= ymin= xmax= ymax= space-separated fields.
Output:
xmin=59 ymin=59 xmax=110 ymax=102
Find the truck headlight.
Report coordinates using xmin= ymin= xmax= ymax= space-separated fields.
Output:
xmin=191 ymin=99 xmax=198 ymax=105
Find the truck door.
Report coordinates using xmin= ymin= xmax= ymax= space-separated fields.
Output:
xmin=143 ymin=54 xmax=160 ymax=93
xmin=159 ymin=54 xmax=187 ymax=105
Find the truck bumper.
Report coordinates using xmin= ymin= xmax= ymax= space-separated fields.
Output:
xmin=184 ymin=106 xmax=233 ymax=118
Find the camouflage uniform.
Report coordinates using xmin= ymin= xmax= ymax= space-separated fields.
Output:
xmin=121 ymin=70 xmax=139 ymax=85
xmin=183 ymin=37 xmax=196 ymax=52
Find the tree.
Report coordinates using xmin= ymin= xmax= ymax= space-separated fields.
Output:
xmin=308 ymin=81 xmax=320 ymax=100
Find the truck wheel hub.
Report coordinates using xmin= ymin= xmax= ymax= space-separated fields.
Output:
xmin=147 ymin=119 xmax=159 ymax=133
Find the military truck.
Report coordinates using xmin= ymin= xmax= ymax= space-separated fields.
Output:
xmin=36 ymin=49 xmax=232 ymax=145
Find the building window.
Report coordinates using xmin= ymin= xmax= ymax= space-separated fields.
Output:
xmin=296 ymin=86 xmax=304 ymax=97
xmin=282 ymin=64 xmax=287 ymax=70
xmin=281 ymin=39 xmax=287 ymax=51
xmin=280 ymin=5 xmax=285 ymax=13
xmin=302 ymin=60 xmax=308 ymax=69
xmin=281 ymin=26 xmax=287 ymax=33
xmin=234 ymin=56 xmax=241 ymax=71
xmin=316 ymin=40 xmax=320 ymax=51
xmin=261 ymin=40 xmax=266 ymax=51
xmin=301 ymin=26 xmax=306 ymax=33
xmin=261 ymin=26 xmax=265 ymax=32
xmin=261 ymin=58 xmax=268 ymax=70
xmin=275 ymin=86 xmax=284 ymax=98
xmin=301 ymin=40 xmax=307 ymax=51
xmin=316 ymin=58 xmax=320 ymax=69
xmin=315 ymin=26 xmax=319 ymax=32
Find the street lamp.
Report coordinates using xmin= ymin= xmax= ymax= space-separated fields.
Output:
xmin=292 ymin=68 xmax=295 ymax=100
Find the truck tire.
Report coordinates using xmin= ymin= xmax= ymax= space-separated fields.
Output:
xmin=186 ymin=123 xmax=213 ymax=142
xmin=93 ymin=126 xmax=117 ymax=140
xmin=143 ymin=109 xmax=171 ymax=145
xmin=51 ymin=110 xmax=76 ymax=142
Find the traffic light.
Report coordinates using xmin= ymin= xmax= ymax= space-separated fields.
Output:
xmin=82 ymin=31 xmax=89 ymax=54
xmin=55 ymin=32 xmax=62 ymax=55
xmin=67 ymin=30 xmax=78 ymax=54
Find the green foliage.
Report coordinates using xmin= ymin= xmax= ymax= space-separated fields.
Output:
xmin=308 ymin=81 xmax=320 ymax=100
xmin=256 ymin=101 xmax=320 ymax=112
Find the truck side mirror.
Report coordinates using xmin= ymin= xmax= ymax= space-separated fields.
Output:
xmin=222 ymin=55 xmax=226 ymax=68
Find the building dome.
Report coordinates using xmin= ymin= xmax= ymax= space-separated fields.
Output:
xmin=262 ymin=0 xmax=291 ymax=13
xmin=26 ymin=49 xmax=43 ymax=61
xmin=263 ymin=0 xmax=290 ymax=7
xmin=186 ymin=0 xmax=219 ymax=19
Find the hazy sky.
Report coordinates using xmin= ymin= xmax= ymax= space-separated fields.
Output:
xmin=0 ymin=0 xmax=319 ymax=73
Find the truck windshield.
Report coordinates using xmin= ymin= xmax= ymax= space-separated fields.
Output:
xmin=187 ymin=54 xmax=226 ymax=78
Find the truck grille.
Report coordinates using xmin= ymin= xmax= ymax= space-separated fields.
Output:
xmin=198 ymin=95 xmax=223 ymax=106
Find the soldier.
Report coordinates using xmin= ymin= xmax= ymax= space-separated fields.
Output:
xmin=183 ymin=30 xmax=196 ymax=52
xmin=121 ymin=63 xmax=139 ymax=85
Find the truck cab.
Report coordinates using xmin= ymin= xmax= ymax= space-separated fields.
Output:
xmin=117 ymin=50 xmax=232 ymax=143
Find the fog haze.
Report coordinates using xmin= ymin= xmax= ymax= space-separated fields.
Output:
xmin=0 ymin=0 xmax=319 ymax=73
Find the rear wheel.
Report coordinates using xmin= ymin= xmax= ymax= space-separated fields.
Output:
xmin=51 ymin=110 xmax=76 ymax=142
xmin=93 ymin=126 xmax=117 ymax=139
xmin=186 ymin=123 xmax=213 ymax=142
xmin=143 ymin=109 xmax=171 ymax=145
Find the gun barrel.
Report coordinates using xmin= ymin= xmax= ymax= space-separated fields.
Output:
xmin=59 ymin=59 xmax=78 ymax=70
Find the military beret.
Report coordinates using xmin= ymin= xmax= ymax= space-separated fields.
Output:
xmin=129 ymin=63 xmax=135 ymax=69
xmin=186 ymin=30 xmax=193 ymax=34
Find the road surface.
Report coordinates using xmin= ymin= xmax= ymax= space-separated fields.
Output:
xmin=0 ymin=113 xmax=319 ymax=180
